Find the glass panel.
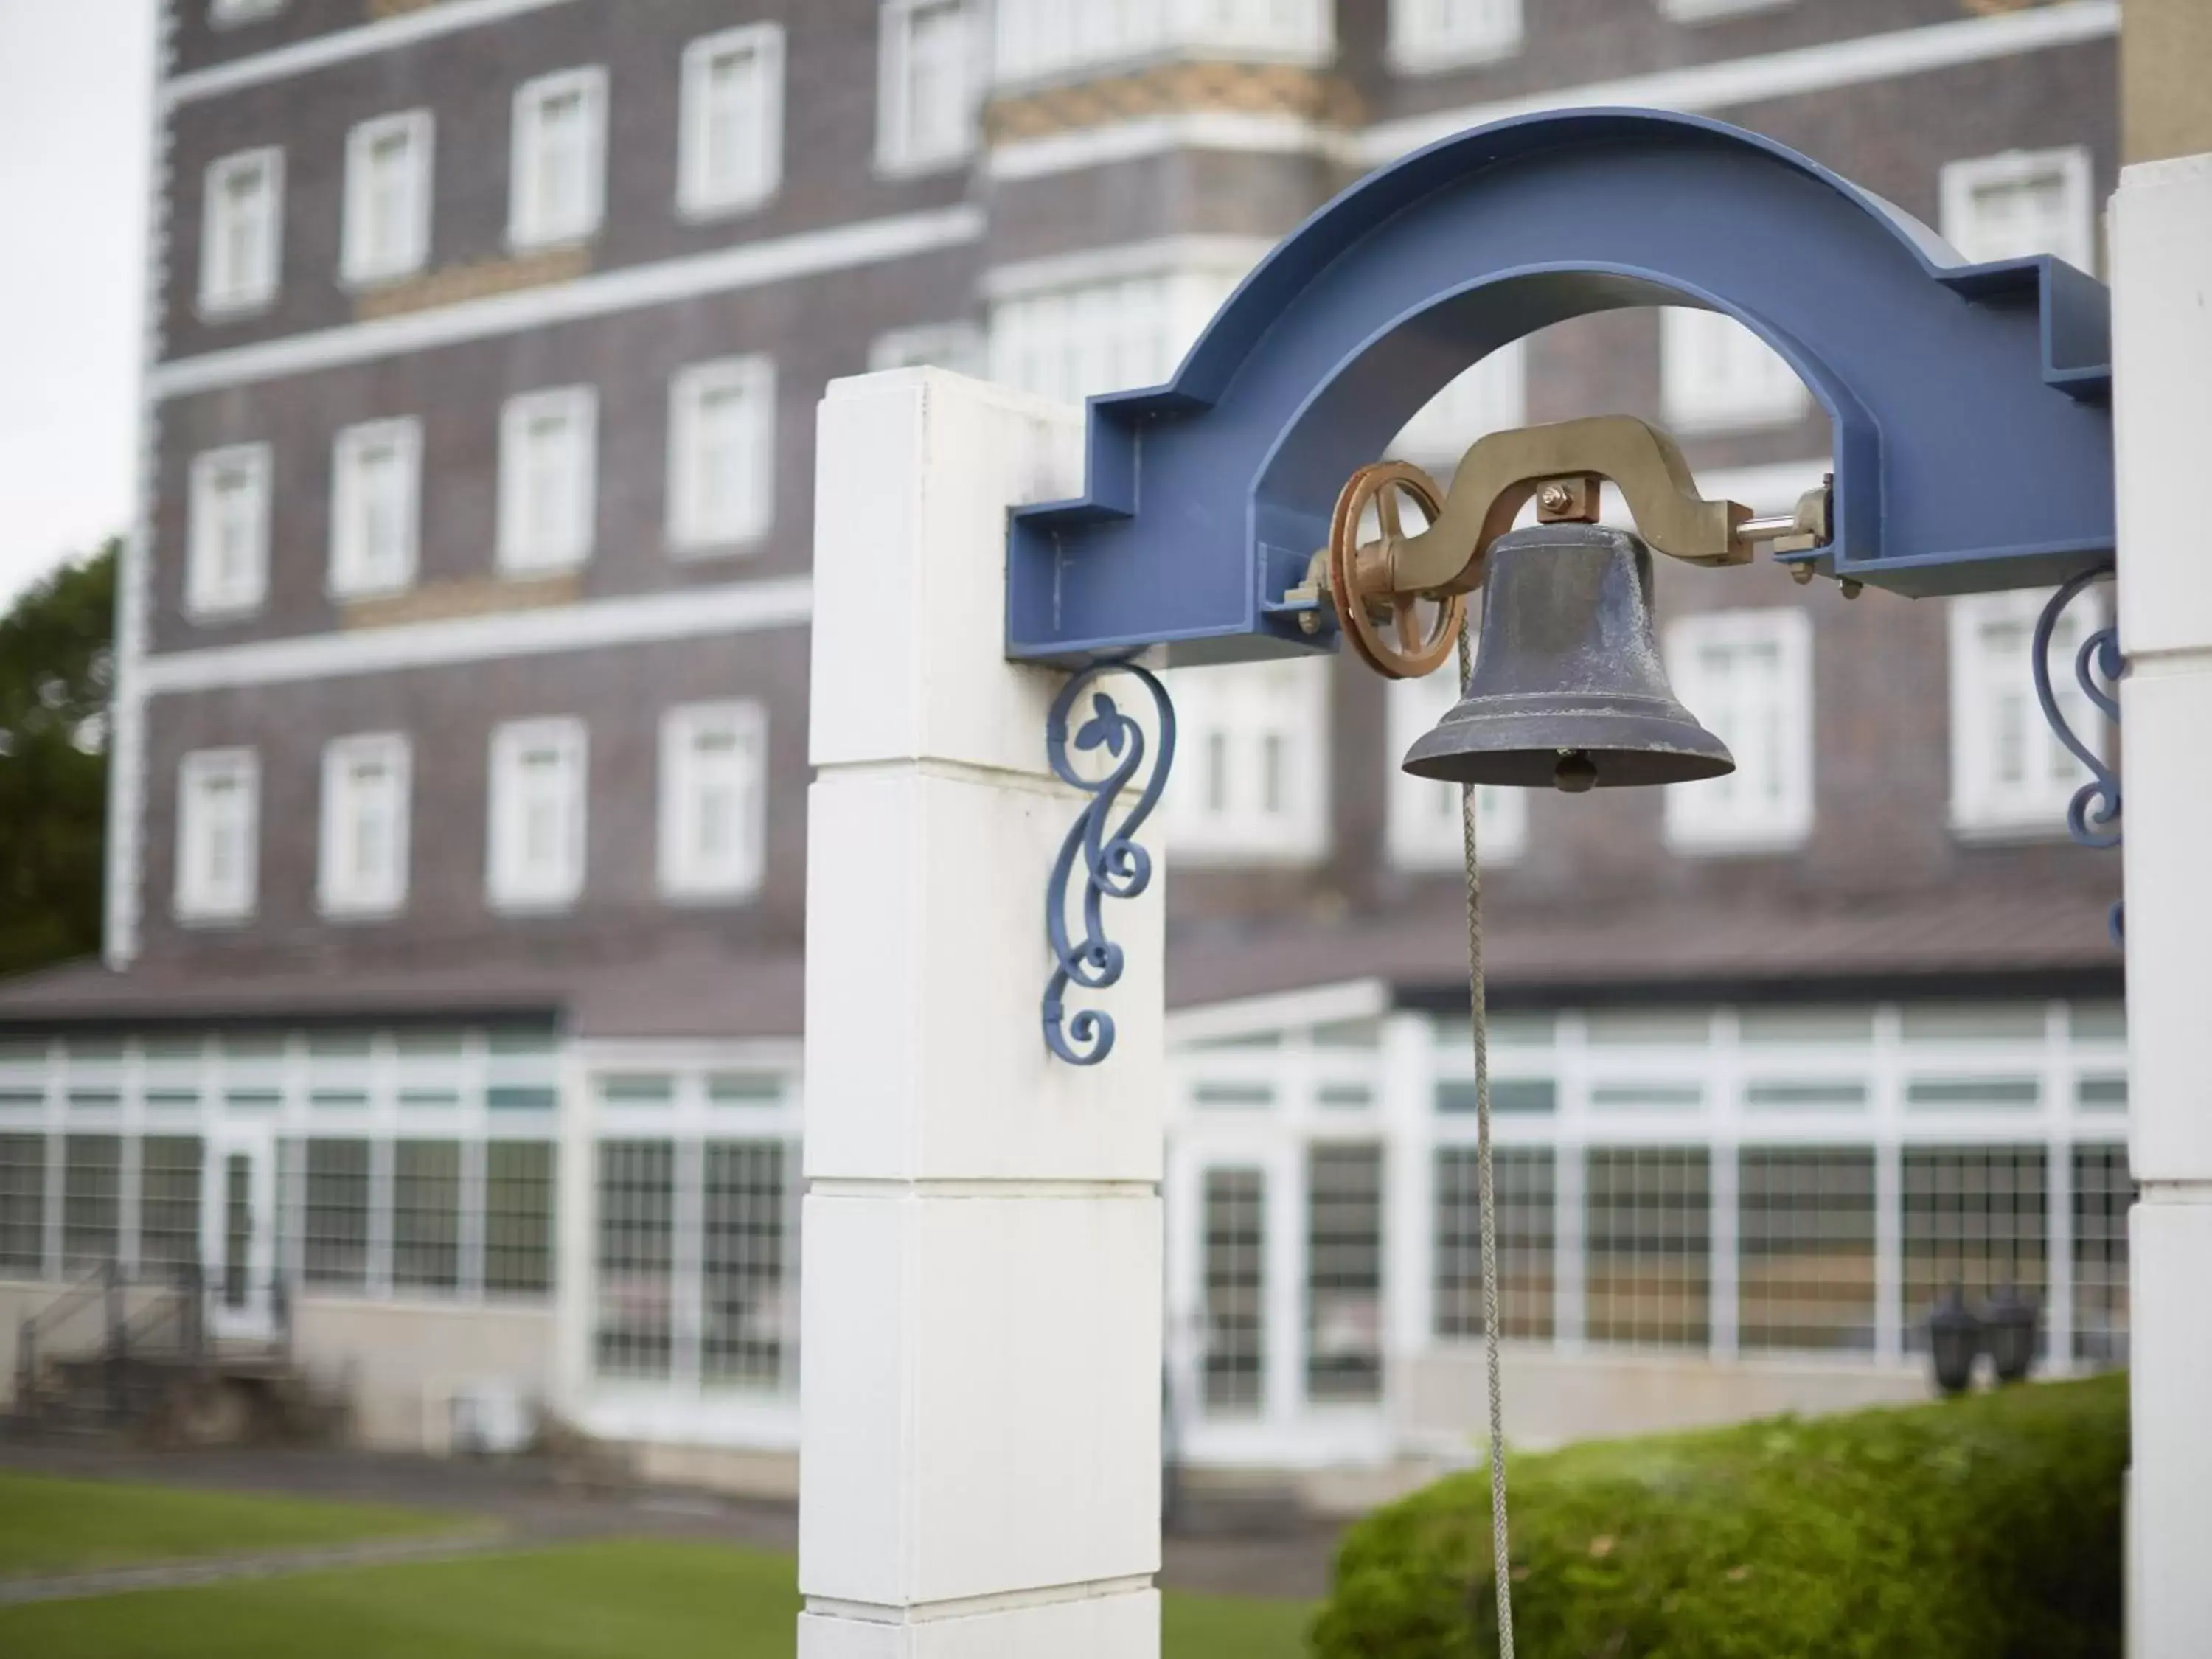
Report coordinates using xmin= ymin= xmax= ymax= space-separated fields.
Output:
xmin=1906 ymin=1078 xmax=2039 ymax=1109
xmin=139 ymin=1136 xmax=204 ymax=1275
xmin=1902 ymin=1145 xmax=2048 ymax=1351
xmin=2072 ymin=1144 xmax=2132 ymax=1366
xmin=1433 ymin=1147 xmax=1554 ymax=1340
xmin=1193 ymin=1082 xmax=1272 ymax=1108
xmin=223 ymin=1155 xmax=251 ymax=1310
xmin=1584 ymin=1010 xmax=1710 ymax=1047
xmin=394 ymin=1029 xmax=465 ymax=1058
xmin=302 ymin=1140 xmax=371 ymax=1288
xmin=707 ymin=1072 xmax=782 ymax=1106
xmin=487 ymin=1085 xmax=557 ymax=1112
xmin=594 ymin=1141 xmax=674 ymax=1378
xmin=1585 ymin=1147 xmax=1711 ymax=1349
xmin=1590 ymin=1082 xmax=1703 ymax=1110
xmin=305 ymin=1032 xmax=373 ymax=1059
xmin=1200 ymin=1168 xmax=1265 ymax=1413
xmin=2076 ymin=1077 xmax=2126 ymax=1111
xmin=1899 ymin=1004 xmax=2046 ymax=1044
xmin=0 ymin=1134 xmax=46 ymax=1275
xmin=484 ymin=1141 xmax=556 ymax=1298
xmin=1311 ymin=1018 xmax=1380 ymax=1050
xmin=1736 ymin=1006 xmax=1876 ymax=1046
xmin=598 ymin=1074 xmax=675 ymax=1105
xmin=61 ymin=1135 xmax=122 ymax=1268
xmin=1316 ymin=1083 xmax=1371 ymax=1110
xmin=392 ymin=1141 xmax=462 ymax=1292
xmin=701 ymin=1141 xmax=791 ymax=1388
xmin=2069 ymin=1001 xmax=2126 ymax=1043
xmin=486 ymin=1027 xmax=557 ymax=1057
xmin=1305 ymin=1144 xmax=1382 ymax=1404
xmin=1436 ymin=1079 xmax=1555 ymax=1114
xmin=1745 ymin=1080 xmax=1868 ymax=1110
xmin=1739 ymin=1148 xmax=1876 ymax=1353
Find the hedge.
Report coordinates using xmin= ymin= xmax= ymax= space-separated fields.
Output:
xmin=1312 ymin=1372 xmax=2127 ymax=1659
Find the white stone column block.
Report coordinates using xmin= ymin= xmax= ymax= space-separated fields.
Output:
xmin=802 ymin=369 xmax=1165 ymax=1659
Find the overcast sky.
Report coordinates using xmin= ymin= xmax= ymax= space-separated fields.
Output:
xmin=0 ymin=2 xmax=156 ymax=605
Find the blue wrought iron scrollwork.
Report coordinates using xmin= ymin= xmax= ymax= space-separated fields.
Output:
xmin=2032 ymin=565 xmax=2122 ymax=946
xmin=1043 ymin=661 xmax=1176 ymax=1066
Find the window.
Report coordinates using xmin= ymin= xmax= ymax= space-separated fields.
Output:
xmin=1585 ymin=1147 xmax=1711 ymax=1349
xmin=1663 ymin=607 xmax=1813 ymax=854
xmin=139 ymin=1136 xmax=204 ymax=1273
xmin=1388 ymin=0 xmax=1522 ymax=72
xmin=330 ymin=418 xmax=421 ymax=597
xmin=319 ymin=734 xmax=411 ymax=918
xmin=989 ymin=268 xmax=1243 ymax=406
xmin=210 ymin=0 xmax=283 ymax=22
xmin=993 ymin=0 xmax=1331 ymax=85
xmin=680 ymin=26 xmax=784 ymax=216
xmin=660 ymin=702 xmax=768 ymax=901
xmin=484 ymin=1141 xmax=557 ymax=1297
xmin=498 ymin=386 xmax=597 ymax=571
xmin=176 ymin=748 xmax=260 ymax=922
xmin=0 ymin=1134 xmax=45 ymax=1275
xmin=1660 ymin=307 xmax=1807 ymax=433
xmin=2072 ymin=1144 xmax=2132 ymax=1366
xmin=1306 ymin=1144 xmax=1384 ymax=1403
xmin=302 ymin=1138 xmax=371 ymax=1288
xmin=341 ymin=111 xmax=433 ymax=283
xmin=702 ymin=1141 xmax=792 ymax=1386
xmin=1388 ymin=340 xmax=1527 ymax=464
xmin=1948 ymin=588 xmax=2107 ymax=838
xmin=509 ymin=68 xmax=607 ymax=248
xmin=488 ymin=719 xmax=587 ymax=911
xmin=1385 ymin=667 xmax=1528 ymax=868
xmin=596 ymin=1140 xmax=676 ymax=1379
xmin=1660 ymin=0 xmax=1793 ymax=21
xmin=1163 ymin=658 xmax=1329 ymax=864
xmin=62 ymin=1135 xmax=121 ymax=1269
xmin=187 ymin=444 xmax=271 ymax=617
xmin=1940 ymin=147 xmax=2094 ymax=272
xmin=1201 ymin=1167 xmax=1265 ymax=1412
xmin=393 ymin=1141 xmax=462 ymax=1293
xmin=869 ymin=321 xmax=987 ymax=376
xmin=1739 ymin=1148 xmax=1876 ymax=1353
xmin=667 ymin=357 xmax=776 ymax=553
xmin=878 ymin=0 xmax=977 ymax=175
xmin=1902 ymin=1146 xmax=2046 ymax=1349
xmin=1435 ymin=1147 xmax=1554 ymax=1340
xmin=201 ymin=147 xmax=283 ymax=314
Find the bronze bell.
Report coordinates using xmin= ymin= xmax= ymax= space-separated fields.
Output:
xmin=1401 ymin=521 xmax=1735 ymax=793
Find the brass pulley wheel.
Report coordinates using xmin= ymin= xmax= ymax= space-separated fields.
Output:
xmin=1326 ymin=462 xmax=1465 ymax=680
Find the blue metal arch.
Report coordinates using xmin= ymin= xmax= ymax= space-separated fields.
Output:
xmin=1006 ymin=108 xmax=2113 ymax=667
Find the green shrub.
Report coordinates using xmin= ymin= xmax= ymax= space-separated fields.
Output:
xmin=1312 ymin=1373 xmax=2127 ymax=1659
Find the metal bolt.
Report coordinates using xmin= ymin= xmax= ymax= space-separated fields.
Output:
xmin=1789 ymin=563 xmax=1815 ymax=586
xmin=1537 ymin=482 xmax=1573 ymax=513
xmin=1298 ymin=610 xmax=1321 ymax=635
xmin=1840 ymin=579 xmax=1863 ymax=600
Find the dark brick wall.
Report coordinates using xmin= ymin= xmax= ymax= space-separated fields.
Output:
xmin=135 ymin=627 xmax=812 ymax=970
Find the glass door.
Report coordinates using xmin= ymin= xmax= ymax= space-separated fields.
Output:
xmin=202 ymin=1127 xmax=277 ymax=1342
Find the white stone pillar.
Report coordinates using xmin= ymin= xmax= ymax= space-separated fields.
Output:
xmin=2112 ymin=152 xmax=2212 ymax=1658
xmin=801 ymin=369 xmax=1165 ymax=1657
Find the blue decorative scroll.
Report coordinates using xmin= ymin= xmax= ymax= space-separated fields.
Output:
xmin=1043 ymin=661 xmax=1176 ymax=1066
xmin=2032 ymin=566 xmax=2122 ymax=945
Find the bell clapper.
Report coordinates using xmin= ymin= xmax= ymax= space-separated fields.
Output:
xmin=1553 ymin=750 xmax=1599 ymax=793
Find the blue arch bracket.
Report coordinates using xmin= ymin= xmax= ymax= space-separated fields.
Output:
xmin=1005 ymin=108 xmax=2114 ymax=668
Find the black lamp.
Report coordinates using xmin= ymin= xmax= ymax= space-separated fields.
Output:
xmin=1983 ymin=1283 xmax=2040 ymax=1385
xmin=1927 ymin=1284 xmax=1980 ymax=1397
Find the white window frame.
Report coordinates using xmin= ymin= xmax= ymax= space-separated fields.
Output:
xmin=868 ymin=321 xmax=987 ymax=376
xmin=509 ymin=66 xmax=608 ymax=251
xmin=1385 ymin=671 xmax=1528 ymax=869
xmin=487 ymin=719 xmax=588 ymax=914
xmin=199 ymin=147 xmax=284 ymax=316
xmin=341 ymin=110 xmax=434 ymax=285
xmin=993 ymin=0 xmax=1332 ymax=87
xmin=1386 ymin=0 xmax=1523 ymax=73
xmin=1162 ymin=658 xmax=1330 ymax=866
xmin=667 ymin=356 xmax=776 ymax=556
xmin=210 ymin=0 xmax=283 ymax=27
xmin=319 ymin=733 xmax=412 ymax=919
xmin=678 ymin=24 xmax=785 ymax=218
xmin=1663 ymin=606 xmax=1815 ymax=855
xmin=175 ymin=748 xmax=260 ymax=925
xmin=329 ymin=417 xmax=422 ymax=599
xmin=1939 ymin=147 xmax=2096 ymax=274
xmin=498 ymin=386 xmax=598 ymax=574
xmin=1947 ymin=588 xmax=2107 ymax=841
xmin=1660 ymin=307 xmax=1809 ymax=435
xmin=987 ymin=260 xmax=1252 ymax=407
xmin=186 ymin=442 xmax=271 ymax=619
xmin=1388 ymin=339 xmax=1528 ymax=466
xmin=658 ymin=701 xmax=769 ymax=902
xmin=877 ymin=0 xmax=978 ymax=177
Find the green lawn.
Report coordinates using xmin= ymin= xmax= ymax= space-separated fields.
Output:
xmin=0 ymin=1471 xmax=463 ymax=1580
xmin=0 ymin=1539 xmax=1315 ymax=1658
